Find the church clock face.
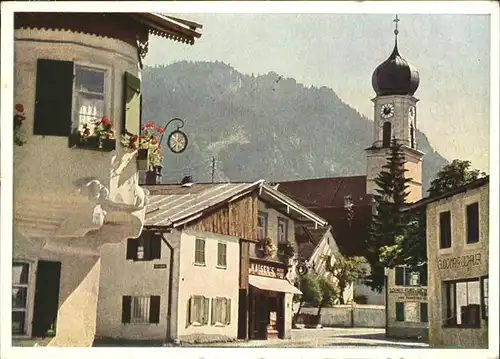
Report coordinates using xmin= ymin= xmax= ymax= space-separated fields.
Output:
xmin=381 ymin=103 xmax=395 ymax=119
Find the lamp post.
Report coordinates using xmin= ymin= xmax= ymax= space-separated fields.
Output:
xmin=144 ymin=118 xmax=188 ymax=185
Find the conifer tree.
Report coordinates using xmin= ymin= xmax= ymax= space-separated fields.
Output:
xmin=365 ymin=138 xmax=412 ymax=292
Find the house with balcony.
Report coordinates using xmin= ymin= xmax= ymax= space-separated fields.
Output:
xmin=10 ymin=12 xmax=202 ymax=347
xmin=402 ymin=176 xmax=489 ymax=348
xmin=94 ymin=177 xmax=327 ymax=344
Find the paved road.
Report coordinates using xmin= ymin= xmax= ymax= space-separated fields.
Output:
xmin=191 ymin=328 xmax=429 ymax=348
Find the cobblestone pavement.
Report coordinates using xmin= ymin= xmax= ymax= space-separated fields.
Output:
xmin=187 ymin=328 xmax=429 ymax=348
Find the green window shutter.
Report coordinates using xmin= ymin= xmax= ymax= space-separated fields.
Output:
xmin=34 ymin=59 xmax=74 ymax=137
xmin=225 ymin=298 xmax=231 ymax=325
xmin=143 ymin=232 xmax=152 ymax=261
xmin=420 ymin=302 xmax=428 ymax=323
xmin=466 ymin=203 xmax=479 ymax=243
xmin=150 ymin=234 xmax=162 ymax=260
xmin=440 ymin=211 xmax=452 ymax=248
xmin=126 ymin=239 xmax=137 ymax=260
xmin=188 ymin=296 xmax=194 ymax=325
xmin=149 ymin=296 xmax=161 ymax=324
xmin=203 ymin=297 xmax=210 ymax=325
xmin=123 ymin=72 xmax=141 ymax=136
xmin=122 ymin=296 xmax=131 ymax=324
xmin=395 ymin=302 xmax=405 ymax=322
xmin=395 ymin=267 xmax=404 ymax=286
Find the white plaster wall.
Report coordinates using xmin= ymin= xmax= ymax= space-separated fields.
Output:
xmin=176 ymin=231 xmax=239 ymax=339
xmin=12 ymin=228 xmax=101 ymax=347
xmin=95 ymin=231 xmax=181 ymax=341
xmin=14 ymin=28 xmax=141 ymax=208
xmin=427 ymin=184 xmax=489 ymax=348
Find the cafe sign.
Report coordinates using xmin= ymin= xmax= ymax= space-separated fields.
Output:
xmin=249 ymin=261 xmax=285 ymax=279
xmin=389 ymin=287 xmax=427 ymax=300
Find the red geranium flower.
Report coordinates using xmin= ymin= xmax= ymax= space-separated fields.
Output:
xmin=100 ymin=116 xmax=111 ymax=126
xmin=15 ymin=104 xmax=24 ymax=112
xmin=156 ymin=126 xmax=164 ymax=134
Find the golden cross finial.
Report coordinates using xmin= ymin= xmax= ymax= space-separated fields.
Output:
xmin=393 ymin=14 xmax=400 ymax=36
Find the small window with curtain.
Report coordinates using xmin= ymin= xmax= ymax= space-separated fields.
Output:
xmin=195 ymin=238 xmax=206 ymax=265
xmin=121 ymin=295 xmax=160 ymax=324
xmin=466 ymin=202 xmax=479 ymax=244
xmin=439 ymin=211 xmax=452 ymax=249
xmin=126 ymin=232 xmax=161 ymax=261
xmin=257 ymin=212 xmax=268 ymax=240
xmin=211 ymin=297 xmax=231 ymax=326
xmin=277 ymin=218 xmax=288 ymax=243
xmin=217 ymin=242 xmax=227 ymax=268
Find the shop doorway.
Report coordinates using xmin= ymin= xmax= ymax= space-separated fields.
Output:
xmin=249 ymin=288 xmax=285 ymax=340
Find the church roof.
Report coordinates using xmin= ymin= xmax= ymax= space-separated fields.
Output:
xmin=276 ymin=176 xmax=373 ymax=256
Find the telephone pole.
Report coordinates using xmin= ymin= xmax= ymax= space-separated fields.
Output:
xmin=211 ymin=157 xmax=216 ymax=183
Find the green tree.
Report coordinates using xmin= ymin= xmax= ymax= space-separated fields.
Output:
xmin=292 ymin=273 xmax=323 ymax=325
xmin=428 ymin=159 xmax=486 ymax=197
xmin=365 ymin=138 xmax=412 ymax=292
xmin=324 ymin=253 xmax=367 ymax=304
xmin=316 ymin=277 xmax=339 ymax=317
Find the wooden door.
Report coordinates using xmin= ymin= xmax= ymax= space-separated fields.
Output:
xmin=32 ymin=261 xmax=61 ymax=337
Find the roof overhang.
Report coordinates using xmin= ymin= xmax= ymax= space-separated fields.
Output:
xmin=260 ymin=184 xmax=328 ymax=228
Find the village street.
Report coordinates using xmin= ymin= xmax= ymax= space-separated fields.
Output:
xmin=184 ymin=328 xmax=430 ymax=348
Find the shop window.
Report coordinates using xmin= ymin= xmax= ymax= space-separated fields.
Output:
xmin=121 ymin=295 xmax=160 ymax=324
xmin=217 ymin=242 xmax=227 ymax=268
xmin=277 ymin=217 xmax=288 ymax=243
xmin=444 ymin=278 xmax=481 ymax=328
xmin=12 ymin=262 xmax=29 ymax=335
xmin=395 ymin=302 xmax=405 ymax=322
xmin=257 ymin=212 xmax=268 ymax=239
xmin=126 ymin=232 xmax=161 ymax=261
xmin=195 ymin=238 xmax=206 ymax=265
xmin=420 ymin=303 xmax=428 ymax=323
xmin=439 ymin=211 xmax=452 ymax=249
xmin=211 ymin=297 xmax=231 ymax=326
xmin=188 ymin=295 xmax=209 ymax=325
xmin=481 ymin=276 xmax=488 ymax=320
xmin=466 ymin=202 xmax=479 ymax=244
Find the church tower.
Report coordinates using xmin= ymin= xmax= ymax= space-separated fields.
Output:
xmin=365 ymin=16 xmax=424 ymax=203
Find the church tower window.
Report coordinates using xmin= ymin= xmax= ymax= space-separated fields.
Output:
xmin=382 ymin=122 xmax=392 ymax=148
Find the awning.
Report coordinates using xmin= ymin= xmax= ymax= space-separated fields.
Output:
xmin=249 ymin=275 xmax=302 ymax=295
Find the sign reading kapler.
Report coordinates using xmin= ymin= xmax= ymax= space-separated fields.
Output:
xmin=249 ymin=260 xmax=285 ymax=279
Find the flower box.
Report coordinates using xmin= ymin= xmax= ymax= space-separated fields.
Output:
xmin=69 ymin=133 xmax=116 ymax=152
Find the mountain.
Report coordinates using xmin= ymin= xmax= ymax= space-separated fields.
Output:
xmin=141 ymin=61 xmax=448 ymax=192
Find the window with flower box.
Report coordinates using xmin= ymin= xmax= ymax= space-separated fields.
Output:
xmin=277 ymin=217 xmax=288 ymax=243
xmin=33 ymin=59 xmax=141 ymax=152
xmin=257 ymin=212 xmax=268 ymax=240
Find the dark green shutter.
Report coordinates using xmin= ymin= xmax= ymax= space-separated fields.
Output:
xmin=126 ymin=238 xmax=137 ymax=260
xmin=395 ymin=302 xmax=405 ymax=322
xmin=420 ymin=265 xmax=428 ymax=286
xmin=440 ymin=211 xmax=452 ymax=248
xmin=150 ymin=234 xmax=162 ymax=260
xmin=123 ymin=72 xmax=141 ymax=136
xmin=122 ymin=296 xmax=131 ymax=323
xmin=466 ymin=203 xmax=479 ymax=243
xmin=34 ymin=59 xmax=74 ymax=137
xmin=395 ymin=267 xmax=404 ymax=286
xmin=420 ymin=303 xmax=428 ymax=322
xmin=225 ymin=298 xmax=231 ymax=325
xmin=149 ymin=296 xmax=160 ymax=324
xmin=143 ymin=232 xmax=152 ymax=260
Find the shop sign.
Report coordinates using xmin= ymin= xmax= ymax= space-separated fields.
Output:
xmin=437 ymin=253 xmax=481 ymax=271
xmin=249 ymin=261 xmax=285 ymax=279
xmin=388 ymin=287 xmax=427 ymax=300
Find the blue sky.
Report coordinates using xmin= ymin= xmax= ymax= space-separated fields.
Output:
xmin=144 ymin=13 xmax=491 ymax=172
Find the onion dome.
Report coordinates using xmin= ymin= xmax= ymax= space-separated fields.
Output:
xmin=371 ymin=18 xmax=420 ymax=96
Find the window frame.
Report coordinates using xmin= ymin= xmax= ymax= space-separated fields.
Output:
xmin=211 ymin=297 xmax=231 ymax=326
xmin=443 ymin=278 xmax=482 ymax=328
xmin=194 ymin=237 xmax=206 ymax=265
xmin=395 ymin=266 xmax=421 ymax=287
xmin=439 ymin=210 xmax=452 ymax=249
xmin=277 ymin=217 xmax=288 ymax=244
xmin=257 ymin=211 xmax=268 ymax=240
xmin=217 ymin=241 xmax=227 ymax=269
xmin=465 ymin=202 xmax=480 ymax=244
xmin=12 ymin=262 xmax=30 ymax=336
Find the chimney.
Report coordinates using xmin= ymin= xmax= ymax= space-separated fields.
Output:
xmin=180 ymin=175 xmax=194 ymax=187
xmin=144 ymin=165 xmax=163 ymax=185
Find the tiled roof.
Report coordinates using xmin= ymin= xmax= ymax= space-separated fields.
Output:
xmin=143 ymin=181 xmax=263 ymax=227
xmin=277 ymin=176 xmax=373 ymax=257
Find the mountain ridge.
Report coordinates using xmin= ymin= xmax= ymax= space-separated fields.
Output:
xmin=142 ymin=60 xmax=448 ymax=192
